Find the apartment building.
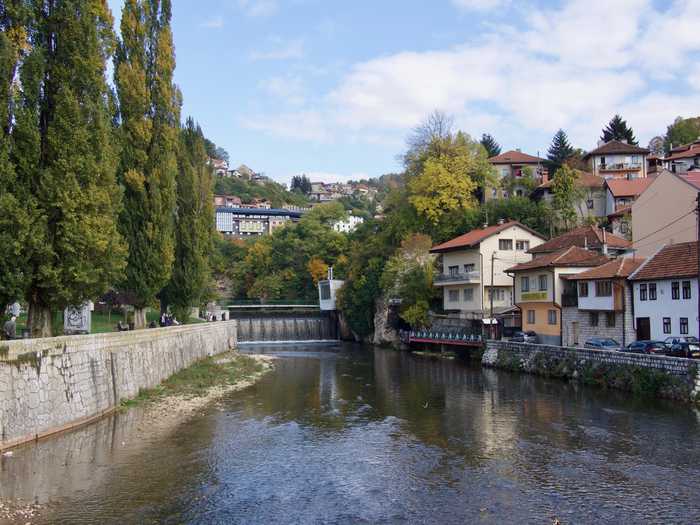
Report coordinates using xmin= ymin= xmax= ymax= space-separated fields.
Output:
xmin=215 ymin=207 xmax=302 ymax=237
xmin=583 ymin=140 xmax=650 ymax=179
xmin=429 ymin=221 xmax=546 ymax=325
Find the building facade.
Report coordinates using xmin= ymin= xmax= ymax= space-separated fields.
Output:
xmin=629 ymin=242 xmax=699 ymax=340
xmin=215 ymin=207 xmax=302 ymax=237
xmin=664 ymin=139 xmax=700 ymax=174
xmin=583 ymin=140 xmax=649 ymax=179
xmin=487 ymin=150 xmax=547 ymax=199
xmin=561 ymin=258 xmax=643 ymax=347
xmin=532 ymin=171 xmax=607 ymax=222
xmin=508 ymin=247 xmax=610 ymax=345
xmin=332 ymin=214 xmax=364 ymax=233
xmin=430 ymin=221 xmax=546 ymax=324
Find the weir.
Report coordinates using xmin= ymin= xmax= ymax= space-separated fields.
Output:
xmin=230 ymin=311 xmax=338 ymax=343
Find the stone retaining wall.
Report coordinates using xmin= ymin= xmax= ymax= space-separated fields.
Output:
xmin=483 ymin=340 xmax=700 ymax=402
xmin=0 ymin=321 xmax=238 ymax=450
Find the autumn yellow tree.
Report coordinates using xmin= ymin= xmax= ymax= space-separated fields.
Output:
xmin=307 ymin=257 xmax=329 ymax=285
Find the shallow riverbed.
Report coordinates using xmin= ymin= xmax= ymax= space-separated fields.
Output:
xmin=2 ymin=343 xmax=700 ymax=524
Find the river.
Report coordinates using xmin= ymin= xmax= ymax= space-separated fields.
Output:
xmin=2 ymin=343 xmax=700 ymax=524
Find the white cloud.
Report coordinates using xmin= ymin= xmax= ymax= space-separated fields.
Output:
xmin=249 ymin=37 xmax=304 ymax=61
xmin=246 ymin=0 xmax=700 ymax=152
xmin=259 ymin=74 xmax=306 ymax=105
xmin=237 ymin=0 xmax=278 ymax=17
xmin=450 ymin=0 xmax=509 ymax=11
xmin=200 ymin=16 xmax=224 ymax=29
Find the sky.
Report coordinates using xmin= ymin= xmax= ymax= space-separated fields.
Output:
xmin=106 ymin=0 xmax=700 ymax=186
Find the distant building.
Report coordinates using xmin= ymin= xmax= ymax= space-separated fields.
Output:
xmin=631 ymin=170 xmax=700 ymax=257
xmin=209 ymin=158 xmax=229 ymax=177
xmin=231 ymin=164 xmax=256 ymax=179
xmin=583 ymin=140 xmax=650 ymax=179
xmin=532 ymin=171 xmax=607 ymax=221
xmin=664 ymin=139 xmax=700 ymax=174
xmin=332 ymin=214 xmax=364 ymax=233
xmin=604 ymin=177 xmax=655 ymax=239
xmin=507 ymin=247 xmax=610 ymax=345
xmin=629 ymin=242 xmax=698 ymax=340
xmin=430 ymin=221 xmax=546 ymax=329
xmin=215 ymin=206 xmax=302 ymax=237
xmin=488 ymin=150 xmax=547 ymax=199
xmin=213 ymin=194 xmax=242 ymax=207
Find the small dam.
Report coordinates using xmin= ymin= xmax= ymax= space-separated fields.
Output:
xmin=231 ymin=311 xmax=338 ymax=343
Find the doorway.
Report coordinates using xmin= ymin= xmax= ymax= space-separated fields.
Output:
xmin=636 ymin=317 xmax=650 ymax=340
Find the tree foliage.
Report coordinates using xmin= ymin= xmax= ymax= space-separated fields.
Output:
xmin=601 ymin=114 xmax=638 ymax=145
xmin=547 ymin=129 xmax=575 ymax=175
xmin=664 ymin=116 xmax=700 ymax=153
xmin=290 ymin=174 xmax=312 ymax=194
xmin=480 ymin=133 xmax=501 ymax=158
xmin=115 ymin=0 xmax=179 ymax=325
xmin=551 ymin=165 xmax=584 ymax=231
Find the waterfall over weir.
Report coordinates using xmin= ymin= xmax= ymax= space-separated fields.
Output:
xmin=233 ymin=313 xmax=338 ymax=343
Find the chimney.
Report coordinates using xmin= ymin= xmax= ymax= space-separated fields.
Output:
xmin=497 ymin=218 xmax=505 ymax=225
xmin=516 ymin=148 xmax=521 ymax=152
xmin=602 ymin=228 xmax=609 ymax=256
xmin=483 ymin=223 xmax=489 ymax=229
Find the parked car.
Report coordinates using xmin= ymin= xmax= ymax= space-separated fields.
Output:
xmin=664 ymin=337 xmax=700 ymax=359
xmin=511 ymin=331 xmax=538 ymax=343
xmin=623 ymin=340 xmax=668 ymax=355
xmin=584 ymin=337 xmax=621 ymax=350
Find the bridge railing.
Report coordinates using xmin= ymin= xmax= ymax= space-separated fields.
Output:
xmin=400 ymin=329 xmax=483 ymax=344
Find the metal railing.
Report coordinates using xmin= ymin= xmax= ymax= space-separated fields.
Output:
xmin=599 ymin=163 xmax=642 ymax=171
xmin=400 ymin=329 xmax=483 ymax=343
xmin=434 ymin=271 xmax=480 ymax=283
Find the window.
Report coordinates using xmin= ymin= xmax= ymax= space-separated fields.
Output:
xmin=516 ymin=240 xmax=530 ymax=251
xmin=683 ymin=281 xmax=692 ymax=299
xmin=499 ymin=239 xmax=513 ymax=250
xmin=320 ymin=282 xmax=331 ymax=300
xmin=640 ymin=283 xmax=647 ymax=301
xmin=672 ymin=281 xmax=680 ymax=300
xmin=448 ymin=290 xmax=459 ymax=302
xmin=620 ymin=222 xmax=629 ymax=234
xmin=600 ymin=156 xmax=606 ymax=167
xmin=516 ymin=190 xmax=523 ymax=197
xmin=463 ymin=264 xmax=475 ymax=273
xmin=539 ymin=274 xmax=548 ymax=291
xmin=548 ymin=310 xmax=557 ymax=325
xmin=448 ymin=265 xmax=459 ymax=277
xmin=663 ymin=317 xmax=671 ymax=334
xmin=527 ymin=310 xmax=535 ymax=324
xmin=492 ymin=189 xmax=498 ymax=197
xmin=681 ymin=318 xmax=689 ymax=334
xmin=521 ymin=276 xmax=530 ymax=292
xmin=463 ymin=288 xmax=474 ymax=302
xmin=595 ymin=281 xmax=612 ymax=297
xmin=606 ymin=312 xmax=616 ymax=327
xmin=578 ymin=282 xmax=589 ymax=297
xmin=489 ymin=289 xmax=505 ymax=301
xmin=589 ymin=312 xmax=599 ymax=327
xmin=586 ymin=199 xmax=594 ymax=210
xmin=649 ymin=283 xmax=657 ymax=300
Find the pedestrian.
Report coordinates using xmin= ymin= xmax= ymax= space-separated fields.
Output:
xmin=3 ymin=316 xmax=17 ymax=340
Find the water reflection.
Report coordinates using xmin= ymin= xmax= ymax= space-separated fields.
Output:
xmin=2 ymin=344 xmax=700 ymax=524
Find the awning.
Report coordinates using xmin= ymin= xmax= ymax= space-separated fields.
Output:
xmin=482 ymin=318 xmax=498 ymax=325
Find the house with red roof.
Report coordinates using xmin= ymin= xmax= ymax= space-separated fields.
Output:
xmin=429 ymin=221 xmax=546 ymax=327
xmin=561 ymin=257 xmax=645 ymax=347
xmin=488 ymin=150 xmax=547 ymax=200
xmin=629 ymin=242 xmax=698 ymax=340
xmin=664 ymin=139 xmax=700 ymax=175
xmin=631 ymin=170 xmax=700 ymax=257
xmin=506 ymin=247 xmax=611 ymax=345
xmin=583 ymin=140 xmax=650 ymax=179
xmin=528 ymin=225 xmax=631 ymax=258
xmin=604 ymin=177 xmax=656 ymax=239
xmin=532 ymin=170 xmax=607 ymax=222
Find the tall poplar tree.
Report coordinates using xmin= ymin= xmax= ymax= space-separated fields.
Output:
xmin=10 ymin=0 xmax=126 ymax=336
xmin=115 ymin=0 xmax=178 ymax=328
xmin=162 ymin=118 xmax=215 ymax=321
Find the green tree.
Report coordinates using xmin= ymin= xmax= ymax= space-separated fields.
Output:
xmin=115 ymin=0 xmax=179 ymax=328
xmin=290 ymin=174 xmax=311 ymax=194
xmin=161 ymin=118 xmax=214 ymax=321
xmin=601 ymin=114 xmax=638 ymax=145
xmin=480 ymin=133 xmax=501 ymax=157
xmin=664 ymin=116 xmax=700 ymax=152
xmin=547 ymin=129 xmax=575 ymax=175
xmin=12 ymin=0 xmax=127 ymax=336
xmin=551 ymin=165 xmax=584 ymax=231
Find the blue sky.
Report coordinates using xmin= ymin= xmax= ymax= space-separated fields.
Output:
xmin=107 ymin=0 xmax=700 ymax=185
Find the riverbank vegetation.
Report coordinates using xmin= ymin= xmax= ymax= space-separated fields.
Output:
xmin=0 ymin=1 xmax=216 ymax=336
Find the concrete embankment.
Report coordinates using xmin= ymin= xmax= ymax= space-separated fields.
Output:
xmin=0 ymin=321 xmax=238 ymax=451
xmin=483 ymin=340 xmax=700 ymax=402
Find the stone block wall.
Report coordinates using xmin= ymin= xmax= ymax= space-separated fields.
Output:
xmin=0 ymin=322 xmax=238 ymax=450
xmin=483 ymin=340 xmax=700 ymax=402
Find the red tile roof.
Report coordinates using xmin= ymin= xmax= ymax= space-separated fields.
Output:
xmin=605 ymin=178 xmax=654 ymax=198
xmin=566 ymin=257 xmax=645 ymax=280
xmin=629 ymin=242 xmax=698 ymax=280
xmin=537 ymin=170 xmax=604 ymax=190
xmin=507 ymin=246 xmax=610 ymax=272
xmin=583 ymin=140 xmax=649 ymax=159
xmin=488 ymin=150 xmax=546 ymax=164
xmin=665 ymin=141 xmax=700 ymax=161
xmin=430 ymin=221 xmax=544 ymax=253
xmin=529 ymin=225 xmax=631 ymax=254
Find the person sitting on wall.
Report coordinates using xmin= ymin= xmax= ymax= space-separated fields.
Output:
xmin=148 ymin=320 xmax=157 ymax=329
xmin=117 ymin=320 xmax=129 ymax=332
xmin=3 ymin=316 xmax=17 ymax=339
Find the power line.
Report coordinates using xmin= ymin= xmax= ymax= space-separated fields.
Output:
xmin=630 ymin=208 xmax=696 ymax=247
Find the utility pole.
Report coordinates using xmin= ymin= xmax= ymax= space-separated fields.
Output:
xmin=490 ymin=251 xmax=496 ymax=339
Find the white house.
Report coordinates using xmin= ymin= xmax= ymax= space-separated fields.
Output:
xmin=429 ymin=221 xmax=546 ymax=325
xmin=664 ymin=139 xmax=700 ymax=174
xmin=629 ymin=242 xmax=698 ymax=340
xmin=332 ymin=214 xmax=364 ymax=234
xmin=583 ymin=140 xmax=650 ymax=179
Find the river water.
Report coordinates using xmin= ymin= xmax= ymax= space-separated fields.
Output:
xmin=2 ymin=343 xmax=700 ymax=524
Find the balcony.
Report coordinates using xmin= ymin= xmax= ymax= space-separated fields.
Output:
xmin=599 ymin=163 xmax=642 ymax=172
xmin=561 ymin=293 xmax=578 ymax=307
xmin=434 ymin=271 xmax=481 ymax=286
